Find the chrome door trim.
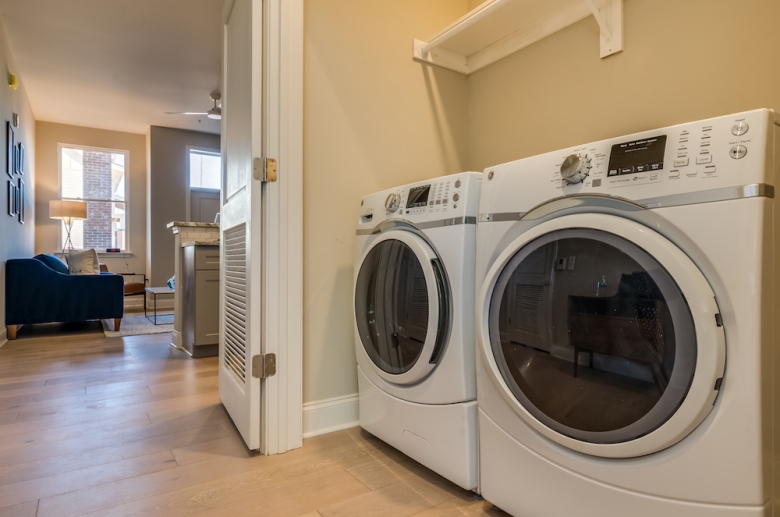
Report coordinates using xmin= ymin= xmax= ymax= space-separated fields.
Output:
xmin=478 ymin=183 xmax=775 ymax=223
xmin=356 ymin=216 xmax=477 ymax=236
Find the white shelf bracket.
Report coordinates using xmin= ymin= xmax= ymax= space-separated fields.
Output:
xmin=585 ymin=0 xmax=623 ymax=58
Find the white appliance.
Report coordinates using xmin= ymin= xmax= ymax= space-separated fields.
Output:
xmin=475 ymin=109 xmax=779 ymax=516
xmin=354 ymin=172 xmax=481 ymax=491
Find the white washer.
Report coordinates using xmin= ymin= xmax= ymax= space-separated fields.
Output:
xmin=475 ymin=109 xmax=779 ymax=516
xmin=354 ymin=172 xmax=481 ymax=491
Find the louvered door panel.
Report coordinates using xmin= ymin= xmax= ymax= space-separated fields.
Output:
xmin=223 ymin=223 xmax=248 ymax=384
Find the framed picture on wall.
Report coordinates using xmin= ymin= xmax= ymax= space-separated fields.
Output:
xmin=17 ymin=178 xmax=24 ymax=224
xmin=15 ymin=142 xmax=23 ymax=175
xmin=6 ymin=122 xmax=14 ymax=178
xmin=7 ymin=180 xmax=13 ymax=216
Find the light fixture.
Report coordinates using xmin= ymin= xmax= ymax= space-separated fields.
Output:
xmin=49 ymin=200 xmax=88 ymax=259
xmin=8 ymin=73 xmax=18 ymax=90
xmin=207 ymin=94 xmax=222 ymax=119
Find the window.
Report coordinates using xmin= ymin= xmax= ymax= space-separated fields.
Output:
xmin=60 ymin=146 xmax=128 ymax=251
xmin=189 ymin=150 xmax=221 ymax=190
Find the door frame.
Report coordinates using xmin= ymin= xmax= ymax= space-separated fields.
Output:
xmin=222 ymin=0 xmax=303 ymax=455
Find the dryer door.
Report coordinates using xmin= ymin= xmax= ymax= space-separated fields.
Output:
xmin=478 ymin=213 xmax=725 ymax=458
xmin=355 ymin=230 xmax=450 ymax=386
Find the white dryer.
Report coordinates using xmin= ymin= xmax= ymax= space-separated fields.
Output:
xmin=475 ymin=110 xmax=779 ymax=516
xmin=354 ymin=172 xmax=481 ymax=491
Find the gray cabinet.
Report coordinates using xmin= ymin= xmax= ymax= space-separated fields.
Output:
xmin=182 ymin=245 xmax=220 ymax=358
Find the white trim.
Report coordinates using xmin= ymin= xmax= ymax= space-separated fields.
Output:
xmin=302 ymin=394 xmax=359 ymax=439
xmin=0 ymin=328 xmax=7 ymax=349
xmin=258 ymin=0 xmax=304 ymax=455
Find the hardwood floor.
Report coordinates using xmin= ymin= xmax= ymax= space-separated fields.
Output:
xmin=0 ymin=324 xmax=507 ymax=517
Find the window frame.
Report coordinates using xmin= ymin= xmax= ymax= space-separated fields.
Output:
xmin=57 ymin=143 xmax=131 ymax=253
xmin=186 ymin=146 xmax=221 ymax=223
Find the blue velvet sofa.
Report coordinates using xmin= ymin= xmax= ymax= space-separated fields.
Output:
xmin=5 ymin=254 xmax=124 ymax=339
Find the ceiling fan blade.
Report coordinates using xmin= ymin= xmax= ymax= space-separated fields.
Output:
xmin=165 ymin=112 xmax=208 ymax=115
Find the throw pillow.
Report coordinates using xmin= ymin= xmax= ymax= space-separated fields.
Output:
xmin=67 ymin=249 xmax=100 ymax=275
xmin=35 ymin=254 xmax=69 ymax=275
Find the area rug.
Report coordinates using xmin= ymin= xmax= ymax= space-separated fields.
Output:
xmin=101 ymin=314 xmax=174 ymax=337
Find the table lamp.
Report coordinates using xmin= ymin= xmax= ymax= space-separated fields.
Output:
xmin=49 ymin=200 xmax=87 ymax=259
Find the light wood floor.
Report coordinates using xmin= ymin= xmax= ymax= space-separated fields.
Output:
xmin=0 ymin=323 xmax=507 ymax=517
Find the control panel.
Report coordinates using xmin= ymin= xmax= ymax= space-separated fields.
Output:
xmin=489 ymin=109 xmax=776 ymax=205
xmin=358 ymin=172 xmax=481 ymax=227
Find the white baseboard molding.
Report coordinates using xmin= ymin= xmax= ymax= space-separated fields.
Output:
xmin=302 ymin=393 xmax=359 ymax=439
xmin=0 ymin=327 xmax=6 ymax=349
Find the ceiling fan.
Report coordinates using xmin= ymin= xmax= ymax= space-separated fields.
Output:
xmin=166 ymin=93 xmax=222 ymax=120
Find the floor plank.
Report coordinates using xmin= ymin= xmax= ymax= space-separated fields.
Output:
xmin=0 ymin=325 xmax=509 ymax=517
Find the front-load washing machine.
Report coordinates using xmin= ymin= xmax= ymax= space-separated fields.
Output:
xmin=354 ymin=172 xmax=481 ymax=491
xmin=475 ymin=109 xmax=780 ymax=516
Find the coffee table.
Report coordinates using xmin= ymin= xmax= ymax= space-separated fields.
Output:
xmin=145 ymin=287 xmax=175 ymax=325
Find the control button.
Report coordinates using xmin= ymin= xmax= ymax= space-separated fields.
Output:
xmin=452 ymin=193 xmax=460 ymax=202
xmin=730 ymin=145 xmax=748 ymax=160
xmin=696 ymin=155 xmax=713 ymax=164
xmin=592 ymin=179 xmax=602 ymax=187
xmin=619 ymin=167 xmax=633 ymax=175
xmin=704 ymin=165 xmax=717 ymax=174
xmin=650 ymin=162 xmax=663 ymax=171
xmin=668 ymin=169 xmax=681 ymax=178
xmin=635 ymin=164 xmax=649 ymax=173
xmin=453 ymin=204 xmax=457 ymax=209
xmin=435 ymin=200 xmax=441 ymax=205
xmin=685 ymin=169 xmax=698 ymax=177
xmin=650 ymin=173 xmax=658 ymax=180
xmin=385 ymin=193 xmax=401 ymax=213
xmin=443 ymin=198 xmax=449 ymax=204
xmin=732 ymin=121 xmax=749 ymax=136
xmin=608 ymin=169 xmax=618 ymax=176
xmin=674 ymin=157 xmax=690 ymax=167
xmin=454 ymin=180 xmax=461 ymax=188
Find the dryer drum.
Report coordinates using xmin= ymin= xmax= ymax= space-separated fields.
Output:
xmin=489 ymin=228 xmax=697 ymax=445
xmin=355 ymin=239 xmax=441 ymax=375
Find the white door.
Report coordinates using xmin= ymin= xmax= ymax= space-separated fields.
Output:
xmin=219 ymin=0 xmax=264 ymax=451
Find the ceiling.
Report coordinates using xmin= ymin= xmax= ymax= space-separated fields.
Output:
xmin=0 ymin=0 xmax=224 ymax=135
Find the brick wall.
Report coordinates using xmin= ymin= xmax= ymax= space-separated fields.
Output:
xmin=82 ymin=151 xmax=113 ymax=249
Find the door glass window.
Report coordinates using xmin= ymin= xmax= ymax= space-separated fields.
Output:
xmin=355 ymin=240 xmax=429 ymax=374
xmin=490 ymin=229 xmax=697 ymax=444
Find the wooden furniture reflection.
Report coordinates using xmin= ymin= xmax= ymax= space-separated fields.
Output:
xmin=567 ymin=272 xmax=670 ymax=391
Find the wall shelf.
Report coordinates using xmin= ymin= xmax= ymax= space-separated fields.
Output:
xmin=413 ymin=0 xmax=623 ymax=75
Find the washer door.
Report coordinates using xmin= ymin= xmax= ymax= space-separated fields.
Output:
xmin=478 ymin=213 xmax=725 ymax=458
xmin=355 ymin=230 xmax=450 ymax=385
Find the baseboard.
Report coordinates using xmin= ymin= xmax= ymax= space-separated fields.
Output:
xmin=0 ymin=327 xmax=6 ymax=349
xmin=171 ymin=330 xmax=183 ymax=350
xmin=302 ymin=393 xmax=359 ymax=439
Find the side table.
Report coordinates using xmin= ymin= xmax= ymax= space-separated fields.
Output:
xmin=145 ymin=287 xmax=175 ymax=325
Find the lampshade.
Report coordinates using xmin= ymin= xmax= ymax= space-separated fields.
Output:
xmin=49 ymin=200 xmax=87 ymax=220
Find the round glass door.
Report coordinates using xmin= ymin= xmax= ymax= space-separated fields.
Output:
xmin=489 ymin=228 xmax=698 ymax=445
xmin=355 ymin=232 xmax=449 ymax=383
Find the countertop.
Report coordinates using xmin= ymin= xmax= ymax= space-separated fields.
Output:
xmin=167 ymin=221 xmax=220 ymax=229
xmin=182 ymin=240 xmax=220 ymax=247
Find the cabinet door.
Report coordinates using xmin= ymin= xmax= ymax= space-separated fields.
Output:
xmin=196 ymin=270 xmax=221 ymax=346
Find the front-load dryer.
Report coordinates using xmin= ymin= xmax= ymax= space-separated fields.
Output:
xmin=354 ymin=172 xmax=481 ymax=491
xmin=475 ymin=109 xmax=780 ymax=516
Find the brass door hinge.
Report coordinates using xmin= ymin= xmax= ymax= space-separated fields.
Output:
xmin=251 ymin=353 xmax=277 ymax=379
xmin=253 ymin=157 xmax=277 ymax=183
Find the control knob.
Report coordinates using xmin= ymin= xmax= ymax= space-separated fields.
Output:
xmin=560 ymin=154 xmax=592 ymax=184
xmin=385 ymin=193 xmax=401 ymax=212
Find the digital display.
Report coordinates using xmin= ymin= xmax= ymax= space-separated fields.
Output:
xmin=607 ymin=136 xmax=667 ymax=177
xmin=407 ymin=185 xmax=430 ymax=208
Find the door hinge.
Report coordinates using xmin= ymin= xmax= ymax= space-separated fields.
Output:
xmin=251 ymin=353 xmax=277 ymax=379
xmin=253 ymin=157 xmax=278 ymax=183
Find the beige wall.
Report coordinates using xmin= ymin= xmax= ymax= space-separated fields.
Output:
xmin=0 ymin=17 xmax=36 ymax=336
xmin=35 ymin=122 xmax=147 ymax=280
xmin=303 ymin=0 xmax=469 ymax=403
xmin=466 ymin=0 xmax=780 ymax=170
